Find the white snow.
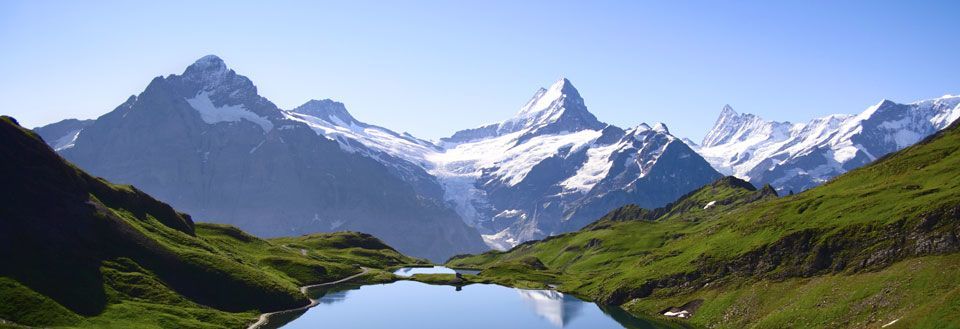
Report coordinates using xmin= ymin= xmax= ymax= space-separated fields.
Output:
xmin=703 ymin=200 xmax=717 ymax=210
xmin=51 ymin=129 xmax=83 ymax=151
xmin=430 ymin=129 xmax=602 ymax=187
xmin=282 ymin=111 xmax=436 ymax=165
xmin=663 ymin=310 xmax=690 ymax=318
xmin=560 ymin=141 xmax=621 ymax=193
xmin=482 ymin=228 xmax=520 ymax=251
xmin=696 ymin=94 xmax=960 ymax=191
xmin=497 ymin=78 xmax=576 ymax=133
xmin=185 ymin=92 xmax=273 ymax=132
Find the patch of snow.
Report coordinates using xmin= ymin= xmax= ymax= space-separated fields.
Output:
xmin=663 ymin=310 xmax=690 ymax=318
xmin=482 ymin=228 xmax=519 ymax=251
xmin=51 ymin=129 xmax=83 ymax=151
xmin=186 ymin=91 xmax=273 ymax=132
xmin=703 ymin=200 xmax=717 ymax=210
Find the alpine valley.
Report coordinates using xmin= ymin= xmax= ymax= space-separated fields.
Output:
xmin=5 ymin=54 xmax=960 ymax=329
xmin=33 ymin=55 xmax=960 ymax=253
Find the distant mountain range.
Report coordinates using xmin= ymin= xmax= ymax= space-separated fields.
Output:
xmin=691 ymin=95 xmax=960 ymax=193
xmin=34 ymin=55 xmax=959 ymax=253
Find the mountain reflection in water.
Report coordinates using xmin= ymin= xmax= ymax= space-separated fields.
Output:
xmin=516 ymin=289 xmax=583 ymax=327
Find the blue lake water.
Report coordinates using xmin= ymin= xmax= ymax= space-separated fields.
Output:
xmin=277 ymin=267 xmax=673 ymax=329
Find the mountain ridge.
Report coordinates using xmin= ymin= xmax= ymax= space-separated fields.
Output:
xmin=49 ymin=55 xmax=487 ymax=262
xmin=694 ymin=95 xmax=960 ymax=192
xmin=38 ymin=61 xmax=724 ymax=250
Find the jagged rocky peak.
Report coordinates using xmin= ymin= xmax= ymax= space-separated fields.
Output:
xmin=182 ymin=55 xmax=229 ymax=85
xmin=497 ymin=77 xmax=604 ymax=135
xmin=178 ymin=55 xmax=258 ymax=99
xmin=701 ymin=104 xmax=790 ymax=148
xmin=441 ymin=77 xmax=606 ymax=144
xmin=652 ymin=122 xmax=669 ymax=133
xmin=292 ymin=99 xmax=359 ymax=126
xmin=517 ymin=78 xmax=583 ymax=115
xmin=702 ymin=104 xmax=745 ymax=147
xmin=720 ymin=104 xmax=736 ymax=115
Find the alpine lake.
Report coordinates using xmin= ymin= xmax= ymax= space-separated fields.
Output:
xmin=269 ymin=266 xmax=677 ymax=329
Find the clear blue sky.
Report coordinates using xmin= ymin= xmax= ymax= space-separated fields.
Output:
xmin=2 ymin=1 xmax=958 ymax=142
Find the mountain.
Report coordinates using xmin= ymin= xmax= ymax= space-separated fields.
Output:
xmin=0 ymin=115 xmax=422 ymax=328
xmin=441 ymin=78 xmax=606 ymax=144
xmin=695 ymin=95 xmax=960 ymax=193
xmin=432 ymin=79 xmax=721 ymax=248
xmin=448 ymin=118 xmax=960 ymax=328
xmin=284 ymin=99 xmax=445 ymax=199
xmin=32 ymin=118 xmax=94 ymax=151
xmin=34 ymin=57 xmax=720 ymax=252
xmin=267 ymin=77 xmax=722 ymax=250
xmin=46 ymin=55 xmax=485 ymax=262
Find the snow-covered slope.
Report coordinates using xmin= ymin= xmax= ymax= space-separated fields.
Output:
xmin=292 ymin=78 xmax=720 ymax=249
xmin=440 ymin=80 xmax=718 ymax=248
xmin=697 ymin=95 xmax=960 ymax=193
xmin=285 ymin=78 xmax=720 ymax=249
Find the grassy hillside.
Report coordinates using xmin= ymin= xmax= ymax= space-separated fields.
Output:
xmin=448 ymin=120 xmax=960 ymax=328
xmin=0 ymin=116 xmax=422 ymax=328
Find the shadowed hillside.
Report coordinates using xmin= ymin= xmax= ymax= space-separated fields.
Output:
xmin=0 ymin=116 xmax=422 ymax=328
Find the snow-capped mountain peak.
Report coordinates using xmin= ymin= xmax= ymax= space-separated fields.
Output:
xmin=696 ymin=94 xmax=960 ymax=193
xmin=700 ymin=104 xmax=792 ymax=149
xmin=515 ymin=78 xmax=581 ymax=117
xmin=497 ymin=78 xmax=603 ymax=136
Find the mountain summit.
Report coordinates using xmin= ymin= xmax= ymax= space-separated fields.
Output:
xmin=497 ymin=78 xmax=603 ymax=135
xmin=442 ymin=78 xmax=605 ymax=144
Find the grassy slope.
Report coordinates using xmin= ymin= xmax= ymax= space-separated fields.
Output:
xmin=0 ymin=116 xmax=421 ymax=328
xmin=448 ymin=121 xmax=960 ymax=328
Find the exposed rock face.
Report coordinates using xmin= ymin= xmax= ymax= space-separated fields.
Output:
xmin=54 ymin=55 xmax=485 ymax=262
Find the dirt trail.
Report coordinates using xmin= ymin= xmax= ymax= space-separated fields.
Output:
xmin=246 ymin=267 xmax=370 ymax=329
